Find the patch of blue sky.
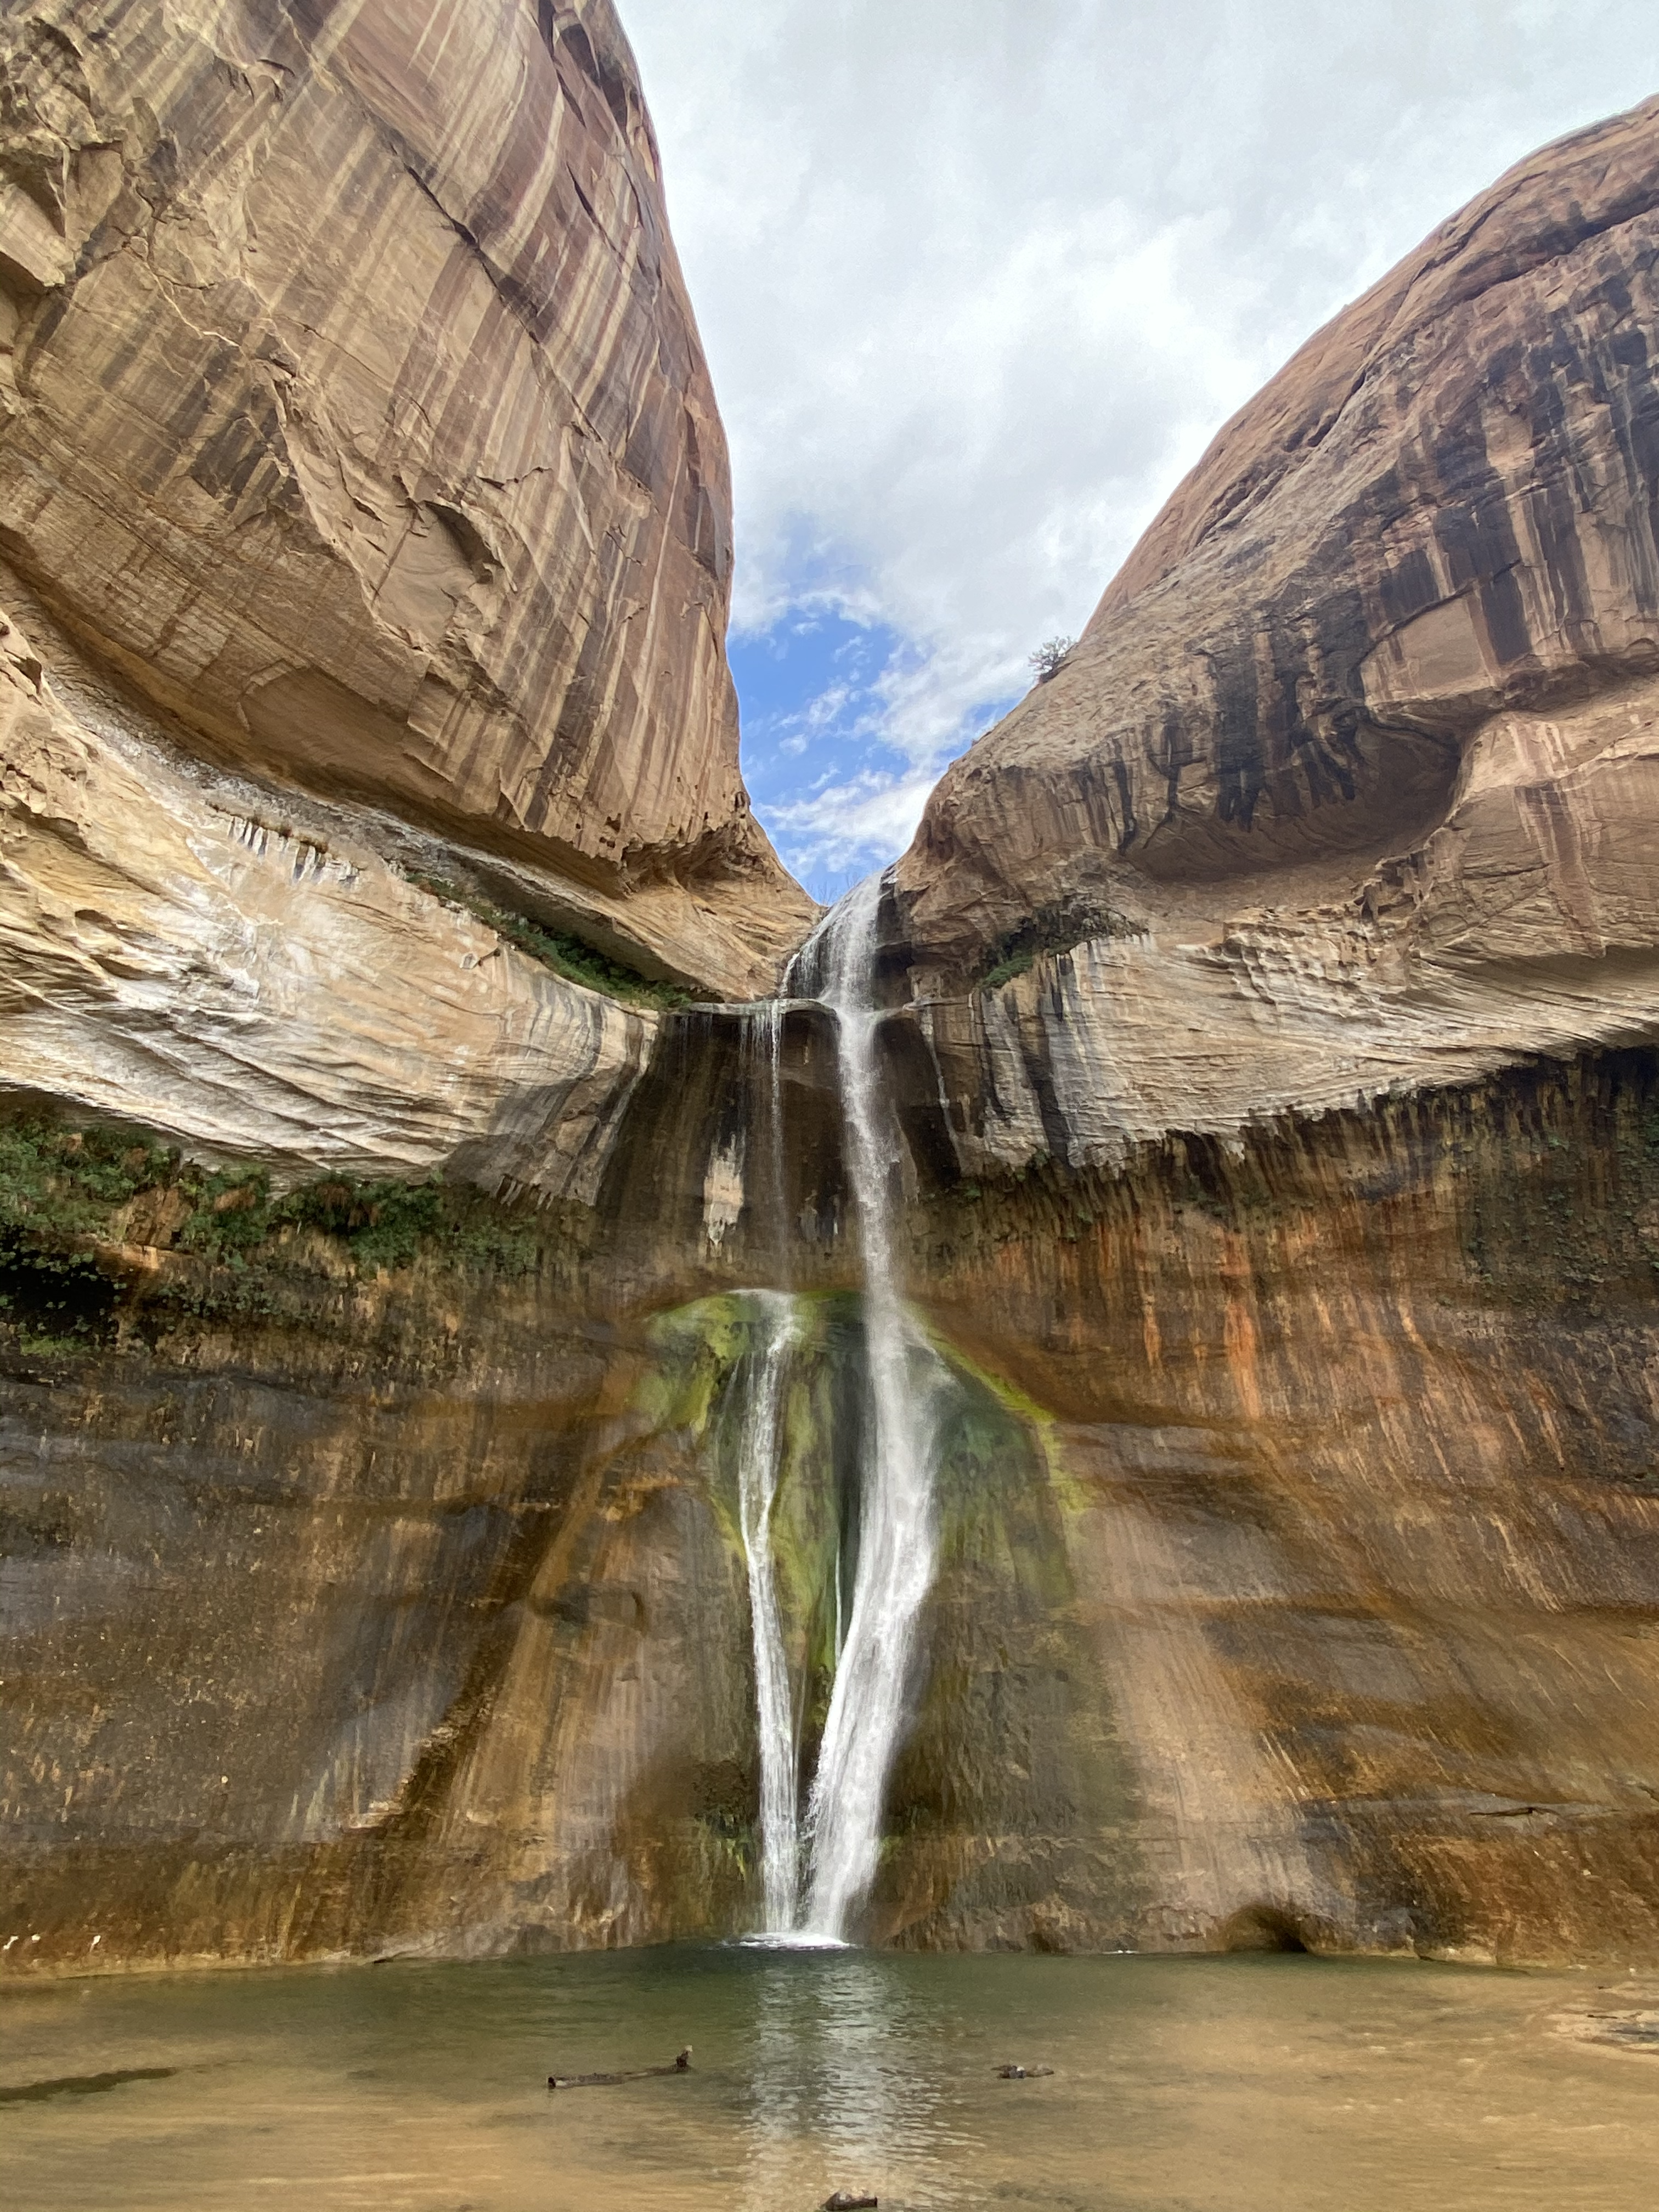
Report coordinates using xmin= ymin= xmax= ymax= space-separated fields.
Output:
xmin=731 ymin=602 xmax=1020 ymax=905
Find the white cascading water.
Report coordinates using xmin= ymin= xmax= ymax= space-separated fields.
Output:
xmin=731 ymin=870 xmax=948 ymax=1944
xmin=791 ymin=872 xmax=950 ymax=1942
xmin=734 ymin=1287 xmax=802 ymax=1934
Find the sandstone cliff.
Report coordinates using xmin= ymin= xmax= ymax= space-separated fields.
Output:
xmin=814 ymin=94 xmax=1659 ymax=1962
xmin=898 ymin=95 xmax=1659 ymax=1163
xmin=7 ymin=1022 xmax=1659 ymax=1974
xmin=0 ymin=0 xmax=830 ymax=1976
xmin=0 ymin=0 xmax=811 ymax=1058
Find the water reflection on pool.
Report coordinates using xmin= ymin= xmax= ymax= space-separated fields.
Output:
xmin=3 ymin=1944 xmax=1654 ymax=2210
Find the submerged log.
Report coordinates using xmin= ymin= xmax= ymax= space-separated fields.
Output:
xmin=995 ymin=2063 xmax=1053 ymax=2079
xmin=547 ymin=2046 xmax=692 ymax=2090
xmin=822 ymin=2195 xmax=879 ymax=2210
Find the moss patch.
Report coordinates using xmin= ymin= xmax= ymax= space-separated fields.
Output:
xmin=635 ymin=1290 xmax=857 ymax=1791
xmin=0 ymin=1114 xmax=555 ymax=1352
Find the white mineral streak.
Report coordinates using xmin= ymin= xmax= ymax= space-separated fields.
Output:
xmin=0 ymin=618 xmax=653 ymax=1197
xmin=755 ymin=996 xmax=788 ymax=1272
xmin=702 ymin=1134 xmax=747 ymax=1249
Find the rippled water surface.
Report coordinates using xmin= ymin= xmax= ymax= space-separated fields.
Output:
xmin=3 ymin=1946 xmax=1655 ymax=2209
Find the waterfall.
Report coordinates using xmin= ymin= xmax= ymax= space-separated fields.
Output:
xmin=735 ymin=1288 xmax=802 ymax=1934
xmin=792 ymin=873 xmax=949 ymax=1942
xmin=746 ymin=992 xmax=788 ymax=1276
xmin=731 ymin=869 xmax=947 ymax=1945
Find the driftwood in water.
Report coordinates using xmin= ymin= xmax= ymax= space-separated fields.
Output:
xmin=822 ymin=2194 xmax=879 ymax=2210
xmin=0 ymin=2067 xmax=176 ymax=2106
xmin=996 ymin=2063 xmax=1053 ymax=2079
xmin=547 ymin=2045 xmax=692 ymax=2090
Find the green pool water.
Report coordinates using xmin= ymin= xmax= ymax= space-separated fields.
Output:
xmin=2 ymin=1945 xmax=1654 ymax=2209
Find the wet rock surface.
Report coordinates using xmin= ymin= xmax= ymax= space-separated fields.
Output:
xmin=1553 ymin=1979 xmax=1659 ymax=2052
xmin=7 ymin=1044 xmax=1659 ymax=1971
xmin=885 ymin=1048 xmax=1659 ymax=1962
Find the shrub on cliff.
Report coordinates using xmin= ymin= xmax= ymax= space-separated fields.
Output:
xmin=0 ymin=1117 xmax=546 ymax=1339
xmin=1026 ymin=635 xmax=1075 ymax=684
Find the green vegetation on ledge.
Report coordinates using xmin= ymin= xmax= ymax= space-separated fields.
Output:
xmin=0 ymin=1116 xmax=551 ymax=1353
xmin=409 ymin=874 xmax=692 ymax=1011
xmin=977 ymin=903 xmax=1143 ymax=992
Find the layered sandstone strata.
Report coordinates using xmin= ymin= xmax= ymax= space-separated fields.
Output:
xmin=6 ymin=1041 xmax=1659 ymax=1973
xmin=0 ymin=593 xmax=659 ymax=1193
xmin=897 ymin=95 xmax=1659 ymax=1161
xmin=0 ymin=0 xmax=811 ymax=1011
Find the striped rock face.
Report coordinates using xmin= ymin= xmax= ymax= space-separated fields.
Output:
xmin=895 ymin=95 xmax=1659 ymax=1153
xmin=0 ymin=0 xmax=811 ymax=996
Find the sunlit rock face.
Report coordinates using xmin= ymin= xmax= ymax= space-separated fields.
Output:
xmin=0 ymin=0 xmax=812 ymax=1001
xmin=0 ymin=600 xmax=659 ymax=1194
xmin=897 ymin=95 xmax=1659 ymax=1155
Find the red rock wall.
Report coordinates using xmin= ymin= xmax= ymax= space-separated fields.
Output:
xmin=0 ymin=2 xmax=805 ymax=951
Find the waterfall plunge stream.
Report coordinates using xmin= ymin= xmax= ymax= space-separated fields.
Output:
xmin=733 ymin=872 xmax=951 ymax=1945
xmin=735 ymin=1290 xmax=803 ymax=1934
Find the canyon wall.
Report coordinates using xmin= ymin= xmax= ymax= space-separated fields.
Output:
xmin=0 ymin=0 xmax=823 ymax=1973
xmin=899 ymin=95 xmax=1659 ymax=1149
xmin=7 ymin=1024 xmax=1659 ymax=1974
xmin=7 ymin=23 xmax=1659 ymax=1979
xmin=0 ymin=0 xmax=811 ymax=1149
xmin=888 ymin=1049 xmax=1659 ymax=1963
xmin=861 ymin=94 xmax=1659 ymax=1960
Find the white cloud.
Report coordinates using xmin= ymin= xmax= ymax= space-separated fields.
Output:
xmin=768 ymin=767 xmax=944 ymax=888
xmin=622 ymin=0 xmax=1659 ymax=874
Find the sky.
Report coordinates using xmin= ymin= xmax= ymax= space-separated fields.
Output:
xmin=622 ymin=1 xmax=1659 ymax=901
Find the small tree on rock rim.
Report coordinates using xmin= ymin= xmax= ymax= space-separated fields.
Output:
xmin=1028 ymin=635 xmax=1074 ymax=684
